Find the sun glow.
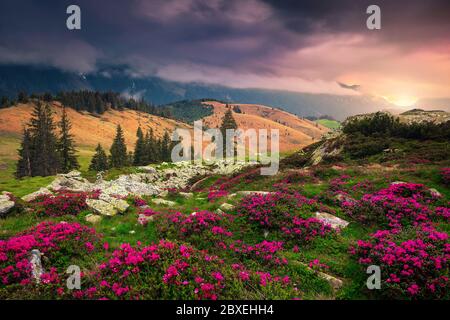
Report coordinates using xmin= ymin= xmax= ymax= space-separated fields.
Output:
xmin=385 ymin=95 xmax=418 ymax=108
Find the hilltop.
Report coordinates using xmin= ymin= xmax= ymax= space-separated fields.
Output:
xmin=201 ymin=101 xmax=329 ymax=151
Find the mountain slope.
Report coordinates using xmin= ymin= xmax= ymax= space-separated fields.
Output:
xmin=0 ymin=102 xmax=191 ymax=160
xmin=201 ymin=101 xmax=329 ymax=151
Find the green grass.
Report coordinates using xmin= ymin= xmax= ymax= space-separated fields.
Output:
xmin=315 ymin=119 xmax=341 ymax=130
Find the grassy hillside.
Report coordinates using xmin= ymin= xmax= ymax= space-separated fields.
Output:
xmin=202 ymin=101 xmax=329 ymax=151
xmin=315 ymin=119 xmax=341 ymax=129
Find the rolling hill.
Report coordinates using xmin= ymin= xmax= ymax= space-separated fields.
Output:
xmin=201 ymin=101 xmax=329 ymax=151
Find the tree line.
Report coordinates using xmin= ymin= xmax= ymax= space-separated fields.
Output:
xmin=89 ymin=125 xmax=175 ymax=171
xmin=1 ymin=90 xmax=172 ymax=118
xmin=343 ymin=112 xmax=450 ymax=140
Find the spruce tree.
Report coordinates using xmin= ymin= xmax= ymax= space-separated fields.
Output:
xmin=160 ymin=130 xmax=172 ymax=162
xmin=15 ymin=128 xmax=33 ymax=178
xmin=109 ymin=125 xmax=128 ymax=168
xmin=89 ymin=143 xmax=109 ymax=171
xmin=133 ymin=127 xmax=147 ymax=166
xmin=58 ymin=106 xmax=79 ymax=172
xmin=145 ymin=128 xmax=157 ymax=163
xmin=219 ymin=107 xmax=238 ymax=158
xmin=28 ymin=102 xmax=61 ymax=176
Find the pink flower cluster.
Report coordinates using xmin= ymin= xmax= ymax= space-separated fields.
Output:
xmin=0 ymin=222 xmax=100 ymax=287
xmin=205 ymin=168 xmax=261 ymax=201
xmin=219 ymin=240 xmax=288 ymax=267
xmin=238 ymin=192 xmax=333 ymax=244
xmin=350 ymin=225 xmax=449 ymax=299
xmin=441 ymin=168 xmax=450 ymax=185
xmin=74 ymin=240 xmax=296 ymax=300
xmin=343 ymin=183 xmax=441 ymax=229
xmin=207 ymin=189 xmax=229 ymax=202
xmin=33 ymin=192 xmax=89 ymax=217
xmin=156 ymin=211 xmax=233 ymax=243
xmin=308 ymin=259 xmax=330 ymax=271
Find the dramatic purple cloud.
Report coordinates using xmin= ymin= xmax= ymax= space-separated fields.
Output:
xmin=0 ymin=0 xmax=449 ymax=99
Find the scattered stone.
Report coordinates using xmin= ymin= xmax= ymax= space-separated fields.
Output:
xmin=334 ymin=193 xmax=357 ymax=205
xmin=86 ymin=199 xmax=118 ymax=216
xmin=99 ymin=194 xmax=130 ymax=213
xmin=315 ymin=212 xmax=349 ymax=230
xmin=316 ymin=270 xmax=343 ymax=291
xmin=429 ymin=188 xmax=442 ymax=198
xmin=179 ymin=192 xmax=193 ymax=199
xmin=85 ymin=214 xmax=102 ymax=224
xmin=137 ymin=166 xmax=157 ymax=174
xmin=293 ymin=261 xmax=343 ymax=291
xmin=0 ymin=193 xmax=15 ymax=216
xmin=138 ymin=214 xmax=154 ymax=225
xmin=215 ymin=209 xmax=225 ymax=215
xmin=21 ymin=188 xmax=53 ymax=202
xmin=220 ymin=203 xmax=235 ymax=211
xmin=263 ymin=230 xmax=269 ymax=238
xmin=151 ymin=198 xmax=176 ymax=207
xmin=237 ymin=191 xmax=274 ymax=197
xmin=29 ymin=249 xmax=44 ymax=283
xmin=129 ymin=230 xmax=136 ymax=234
xmin=390 ymin=181 xmax=406 ymax=185
xmin=47 ymin=171 xmax=92 ymax=192
xmin=158 ymin=190 xmax=169 ymax=198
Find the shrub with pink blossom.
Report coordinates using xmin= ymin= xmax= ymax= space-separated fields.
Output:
xmin=0 ymin=221 xmax=101 ymax=287
xmin=238 ymin=192 xmax=333 ymax=244
xmin=155 ymin=211 xmax=234 ymax=248
xmin=342 ymin=183 xmax=440 ymax=229
xmin=219 ymin=240 xmax=288 ymax=268
xmin=72 ymin=240 xmax=298 ymax=300
xmin=32 ymin=192 xmax=91 ymax=217
xmin=350 ymin=225 xmax=449 ymax=299
xmin=441 ymin=168 xmax=450 ymax=186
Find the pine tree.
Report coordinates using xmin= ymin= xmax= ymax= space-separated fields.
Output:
xmin=145 ymin=128 xmax=158 ymax=163
xmin=109 ymin=125 xmax=128 ymax=168
xmin=15 ymin=128 xmax=33 ymax=178
xmin=89 ymin=143 xmax=109 ymax=171
xmin=160 ymin=130 xmax=172 ymax=162
xmin=27 ymin=102 xmax=61 ymax=176
xmin=58 ymin=106 xmax=79 ymax=172
xmin=219 ymin=107 xmax=238 ymax=158
xmin=17 ymin=91 xmax=28 ymax=103
xmin=133 ymin=127 xmax=147 ymax=166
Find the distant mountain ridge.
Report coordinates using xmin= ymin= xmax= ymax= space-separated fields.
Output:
xmin=1 ymin=64 xmax=449 ymax=121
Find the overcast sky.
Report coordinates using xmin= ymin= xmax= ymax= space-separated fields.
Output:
xmin=0 ymin=0 xmax=449 ymax=104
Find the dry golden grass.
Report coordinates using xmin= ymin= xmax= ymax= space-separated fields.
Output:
xmin=0 ymin=102 xmax=191 ymax=153
xmin=202 ymin=101 xmax=329 ymax=151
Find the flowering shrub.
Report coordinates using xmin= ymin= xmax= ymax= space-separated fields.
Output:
xmin=219 ymin=240 xmax=288 ymax=268
xmin=32 ymin=192 xmax=90 ymax=217
xmin=238 ymin=192 xmax=333 ymax=244
xmin=133 ymin=197 xmax=147 ymax=207
xmin=441 ymin=168 xmax=450 ymax=185
xmin=137 ymin=208 xmax=161 ymax=226
xmin=308 ymin=259 xmax=330 ymax=272
xmin=207 ymin=189 xmax=228 ymax=202
xmin=343 ymin=183 xmax=439 ymax=229
xmin=73 ymin=240 xmax=298 ymax=300
xmin=435 ymin=207 xmax=450 ymax=222
xmin=350 ymin=226 xmax=449 ymax=299
xmin=0 ymin=222 xmax=101 ymax=287
xmin=156 ymin=211 xmax=234 ymax=248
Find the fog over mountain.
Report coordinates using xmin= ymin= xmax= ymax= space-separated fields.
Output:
xmin=0 ymin=64 xmax=418 ymax=121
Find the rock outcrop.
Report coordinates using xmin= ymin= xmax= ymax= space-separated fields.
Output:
xmin=21 ymin=187 xmax=53 ymax=202
xmin=0 ymin=192 xmax=15 ymax=217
